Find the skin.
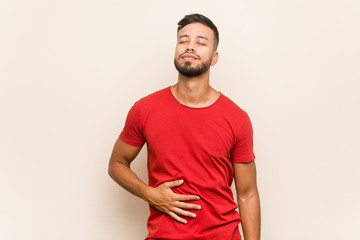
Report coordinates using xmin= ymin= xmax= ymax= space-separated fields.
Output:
xmin=108 ymin=22 xmax=261 ymax=239
xmin=172 ymin=23 xmax=219 ymax=107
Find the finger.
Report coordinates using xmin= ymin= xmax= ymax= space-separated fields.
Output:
xmin=174 ymin=193 xmax=200 ymax=202
xmin=167 ymin=211 xmax=187 ymax=224
xmin=175 ymin=202 xmax=202 ymax=210
xmin=164 ymin=179 xmax=184 ymax=188
xmin=172 ymin=207 xmax=197 ymax=218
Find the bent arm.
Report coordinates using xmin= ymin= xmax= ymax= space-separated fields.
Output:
xmin=108 ymin=138 xmax=149 ymax=200
xmin=108 ymin=138 xmax=201 ymax=224
xmin=233 ymin=160 xmax=261 ymax=240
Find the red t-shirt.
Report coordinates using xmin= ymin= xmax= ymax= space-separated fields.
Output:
xmin=120 ymin=86 xmax=255 ymax=240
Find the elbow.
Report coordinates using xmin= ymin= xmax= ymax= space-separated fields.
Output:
xmin=107 ymin=160 xmax=129 ymax=180
xmin=108 ymin=163 xmax=115 ymax=179
xmin=108 ymin=160 xmax=119 ymax=180
xmin=237 ymin=190 xmax=259 ymax=204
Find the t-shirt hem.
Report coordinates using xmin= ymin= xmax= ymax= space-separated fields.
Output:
xmin=231 ymin=155 xmax=255 ymax=163
xmin=119 ymin=134 xmax=145 ymax=147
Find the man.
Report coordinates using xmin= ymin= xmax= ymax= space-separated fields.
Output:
xmin=108 ymin=13 xmax=261 ymax=240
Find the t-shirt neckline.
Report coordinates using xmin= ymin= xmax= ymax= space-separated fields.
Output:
xmin=167 ymin=86 xmax=222 ymax=110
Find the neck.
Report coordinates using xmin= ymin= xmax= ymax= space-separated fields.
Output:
xmin=170 ymin=71 xmax=220 ymax=108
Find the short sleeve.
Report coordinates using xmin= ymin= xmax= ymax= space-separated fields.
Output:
xmin=231 ymin=113 xmax=255 ymax=163
xmin=119 ymin=102 xmax=146 ymax=147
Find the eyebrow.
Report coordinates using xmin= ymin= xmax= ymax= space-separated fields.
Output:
xmin=197 ymin=35 xmax=208 ymax=41
xmin=178 ymin=34 xmax=209 ymax=41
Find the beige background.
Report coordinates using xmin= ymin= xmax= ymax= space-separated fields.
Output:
xmin=1 ymin=0 xmax=359 ymax=239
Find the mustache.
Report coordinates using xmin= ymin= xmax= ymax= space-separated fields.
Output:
xmin=179 ymin=51 xmax=201 ymax=60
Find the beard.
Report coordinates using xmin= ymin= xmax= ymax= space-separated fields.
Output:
xmin=174 ymin=57 xmax=212 ymax=77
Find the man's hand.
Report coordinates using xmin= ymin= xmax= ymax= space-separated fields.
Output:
xmin=142 ymin=179 xmax=201 ymax=224
xmin=108 ymin=139 xmax=201 ymax=224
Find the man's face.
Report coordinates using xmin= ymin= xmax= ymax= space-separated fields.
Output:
xmin=174 ymin=23 xmax=218 ymax=77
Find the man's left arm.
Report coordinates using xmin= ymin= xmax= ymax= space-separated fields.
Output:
xmin=233 ymin=160 xmax=261 ymax=240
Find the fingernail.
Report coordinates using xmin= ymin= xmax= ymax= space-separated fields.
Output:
xmin=197 ymin=205 xmax=201 ymax=210
xmin=183 ymin=220 xmax=187 ymax=224
xmin=192 ymin=213 xmax=196 ymax=218
xmin=197 ymin=196 xmax=200 ymax=200
xmin=179 ymin=179 xmax=184 ymax=184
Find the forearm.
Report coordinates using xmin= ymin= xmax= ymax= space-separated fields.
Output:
xmin=108 ymin=161 xmax=201 ymax=224
xmin=238 ymin=191 xmax=261 ymax=240
xmin=108 ymin=161 xmax=150 ymax=201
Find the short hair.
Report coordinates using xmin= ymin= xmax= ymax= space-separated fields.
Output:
xmin=177 ymin=13 xmax=219 ymax=50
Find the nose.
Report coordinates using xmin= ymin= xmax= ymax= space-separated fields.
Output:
xmin=186 ymin=42 xmax=195 ymax=52
xmin=186 ymin=46 xmax=195 ymax=52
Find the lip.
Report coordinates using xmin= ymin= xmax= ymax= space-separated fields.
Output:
xmin=181 ymin=54 xmax=198 ymax=60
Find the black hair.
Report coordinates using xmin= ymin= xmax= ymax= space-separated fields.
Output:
xmin=177 ymin=13 xmax=219 ymax=50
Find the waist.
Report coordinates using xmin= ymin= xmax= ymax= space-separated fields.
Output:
xmin=146 ymin=197 xmax=241 ymax=239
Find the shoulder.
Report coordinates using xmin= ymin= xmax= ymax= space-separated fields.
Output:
xmin=219 ymin=92 xmax=249 ymax=118
xmin=129 ymin=87 xmax=170 ymax=119
xmin=134 ymin=86 xmax=169 ymax=107
xmin=217 ymin=92 xmax=253 ymax=136
xmin=218 ymin=93 xmax=254 ymax=142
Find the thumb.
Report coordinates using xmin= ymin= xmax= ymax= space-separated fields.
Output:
xmin=165 ymin=179 xmax=184 ymax=189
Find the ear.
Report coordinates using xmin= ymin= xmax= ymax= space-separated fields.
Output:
xmin=211 ymin=51 xmax=219 ymax=66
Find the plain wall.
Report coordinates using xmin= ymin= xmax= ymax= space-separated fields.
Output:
xmin=1 ymin=0 xmax=359 ymax=239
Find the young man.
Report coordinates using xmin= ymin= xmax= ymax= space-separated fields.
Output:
xmin=108 ymin=14 xmax=261 ymax=240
